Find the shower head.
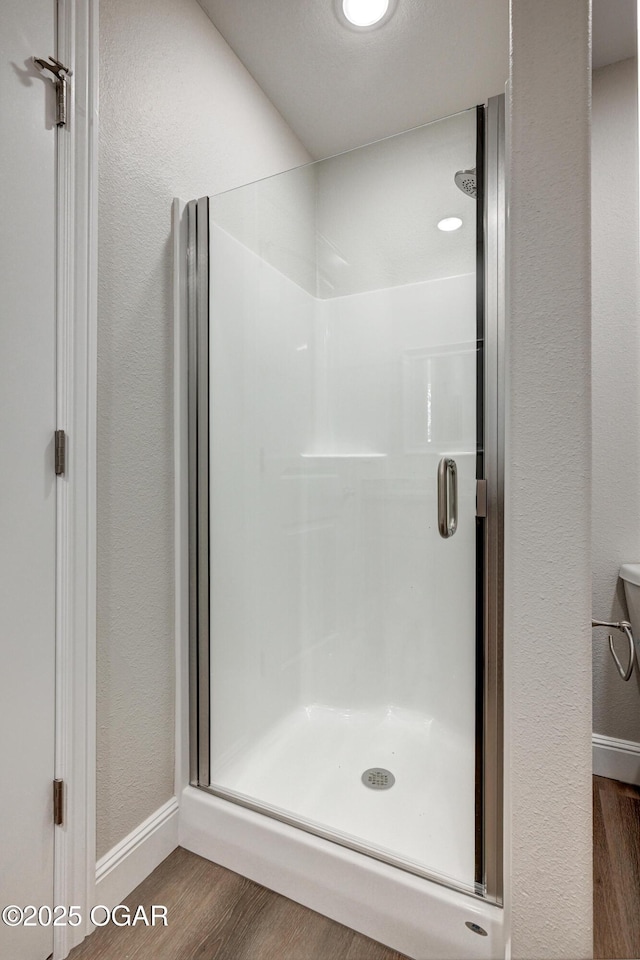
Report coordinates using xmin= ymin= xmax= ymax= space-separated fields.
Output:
xmin=454 ymin=168 xmax=478 ymax=199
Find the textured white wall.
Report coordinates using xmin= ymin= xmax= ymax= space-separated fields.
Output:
xmin=97 ymin=0 xmax=309 ymax=858
xmin=506 ymin=2 xmax=592 ymax=957
xmin=592 ymin=57 xmax=640 ymax=743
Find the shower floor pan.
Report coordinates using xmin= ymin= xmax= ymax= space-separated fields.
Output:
xmin=209 ymin=704 xmax=475 ymax=890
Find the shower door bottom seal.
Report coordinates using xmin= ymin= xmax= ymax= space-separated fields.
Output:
xmin=200 ymin=779 xmax=480 ymax=898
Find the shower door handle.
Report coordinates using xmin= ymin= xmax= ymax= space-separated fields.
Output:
xmin=437 ymin=457 xmax=458 ymax=538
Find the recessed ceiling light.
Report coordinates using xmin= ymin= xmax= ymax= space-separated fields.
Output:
xmin=437 ymin=217 xmax=463 ymax=232
xmin=342 ymin=0 xmax=390 ymax=27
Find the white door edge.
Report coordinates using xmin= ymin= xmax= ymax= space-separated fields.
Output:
xmin=53 ymin=1 xmax=98 ymax=956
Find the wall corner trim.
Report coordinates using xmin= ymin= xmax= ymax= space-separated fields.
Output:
xmin=94 ymin=798 xmax=179 ymax=913
xmin=592 ymin=733 xmax=640 ymax=786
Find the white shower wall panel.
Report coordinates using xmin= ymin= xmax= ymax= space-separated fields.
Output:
xmin=210 ymin=163 xmax=318 ymax=296
xmin=302 ymin=275 xmax=477 ymax=735
xmin=210 ymin=215 xmax=477 ymax=770
xmin=315 ymin=110 xmax=477 ymax=298
xmin=209 ymin=223 xmax=318 ymax=769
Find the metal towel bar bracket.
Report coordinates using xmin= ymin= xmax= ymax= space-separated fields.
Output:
xmin=592 ymin=619 xmax=635 ymax=681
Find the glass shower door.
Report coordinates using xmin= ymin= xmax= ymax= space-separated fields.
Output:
xmin=189 ymin=105 xmax=492 ymax=898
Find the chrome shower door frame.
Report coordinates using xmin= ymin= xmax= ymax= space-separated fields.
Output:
xmin=481 ymin=94 xmax=505 ymax=905
xmin=187 ymin=197 xmax=211 ymax=787
xmin=186 ymin=96 xmax=505 ymax=905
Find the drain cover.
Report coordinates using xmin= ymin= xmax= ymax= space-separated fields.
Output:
xmin=361 ymin=768 xmax=395 ymax=790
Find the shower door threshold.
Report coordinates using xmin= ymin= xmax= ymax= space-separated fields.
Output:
xmin=179 ymin=785 xmax=505 ymax=960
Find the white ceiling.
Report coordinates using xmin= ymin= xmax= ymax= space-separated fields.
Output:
xmin=593 ymin=0 xmax=636 ymax=70
xmin=197 ymin=0 xmax=510 ymax=158
xmin=198 ymin=0 xmax=637 ymax=159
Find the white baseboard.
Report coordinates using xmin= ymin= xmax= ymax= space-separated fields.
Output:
xmin=94 ymin=798 xmax=179 ymax=912
xmin=592 ymin=733 xmax=640 ymax=786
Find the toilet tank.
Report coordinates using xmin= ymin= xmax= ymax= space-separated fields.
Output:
xmin=619 ymin=564 xmax=640 ymax=640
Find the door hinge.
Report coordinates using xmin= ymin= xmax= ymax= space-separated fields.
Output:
xmin=476 ymin=479 xmax=488 ymax=518
xmin=32 ymin=56 xmax=72 ymax=127
xmin=53 ymin=779 xmax=65 ymax=826
xmin=55 ymin=429 xmax=67 ymax=476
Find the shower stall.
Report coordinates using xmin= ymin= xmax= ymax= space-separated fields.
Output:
xmin=180 ymin=96 xmax=504 ymax=959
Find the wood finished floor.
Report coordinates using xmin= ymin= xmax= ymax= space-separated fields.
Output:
xmin=70 ymin=776 xmax=640 ymax=960
xmin=69 ymin=847 xmax=409 ymax=960
xmin=594 ymin=775 xmax=640 ymax=960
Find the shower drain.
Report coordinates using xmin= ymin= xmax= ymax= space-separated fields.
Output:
xmin=361 ymin=768 xmax=395 ymax=790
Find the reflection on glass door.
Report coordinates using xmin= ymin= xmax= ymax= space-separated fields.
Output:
xmin=189 ymin=107 xmax=491 ymax=897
